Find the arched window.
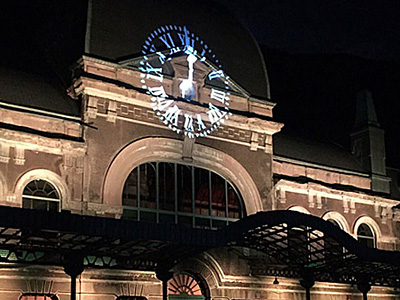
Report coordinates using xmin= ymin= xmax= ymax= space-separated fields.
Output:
xmin=357 ymin=223 xmax=375 ymax=248
xmin=20 ymin=294 xmax=58 ymax=300
xmin=168 ymin=274 xmax=205 ymax=300
xmin=324 ymin=219 xmax=344 ymax=260
xmin=116 ymin=297 xmax=147 ymax=300
xmin=122 ymin=162 xmax=245 ymax=228
xmin=22 ymin=179 xmax=60 ymax=211
xmin=327 ymin=219 xmax=340 ymax=227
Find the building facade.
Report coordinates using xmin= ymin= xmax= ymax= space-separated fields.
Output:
xmin=1 ymin=1 xmax=400 ymax=299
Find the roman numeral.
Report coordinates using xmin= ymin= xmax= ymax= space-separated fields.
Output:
xmin=154 ymin=98 xmax=174 ymax=112
xmin=177 ymin=34 xmax=195 ymax=49
xmin=163 ymin=105 xmax=181 ymax=126
xmin=207 ymin=103 xmax=227 ymax=124
xmin=183 ymin=114 xmax=194 ymax=132
xmin=159 ymin=33 xmax=175 ymax=49
xmin=140 ymin=62 xmax=162 ymax=74
xmin=157 ymin=52 xmax=166 ymax=64
xmin=148 ymin=86 xmax=167 ymax=99
xmin=210 ymin=89 xmax=227 ymax=103
xmin=149 ymin=44 xmax=157 ymax=53
xmin=140 ymin=62 xmax=163 ymax=82
xmin=196 ymin=114 xmax=206 ymax=131
xmin=208 ymin=70 xmax=224 ymax=81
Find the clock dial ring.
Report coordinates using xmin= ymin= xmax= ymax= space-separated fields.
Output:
xmin=140 ymin=25 xmax=231 ymax=138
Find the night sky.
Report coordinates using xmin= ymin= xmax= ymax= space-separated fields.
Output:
xmin=1 ymin=1 xmax=400 ymax=168
xmin=215 ymin=0 xmax=400 ymax=169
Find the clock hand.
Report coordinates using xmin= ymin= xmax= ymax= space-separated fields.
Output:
xmin=179 ymin=53 xmax=197 ymax=98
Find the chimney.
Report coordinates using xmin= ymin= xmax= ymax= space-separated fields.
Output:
xmin=350 ymin=90 xmax=390 ymax=194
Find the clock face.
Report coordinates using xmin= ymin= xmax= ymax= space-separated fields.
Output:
xmin=139 ymin=25 xmax=231 ymax=138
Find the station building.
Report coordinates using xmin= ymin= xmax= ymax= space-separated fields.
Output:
xmin=0 ymin=1 xmax=399 ymax=299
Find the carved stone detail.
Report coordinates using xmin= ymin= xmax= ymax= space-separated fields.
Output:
xmin=343 ymin=197 xmax=349 ymax=213
xmin=0 ymin=143 xmax=10 ymax=163
xmin=277 ymin=188 xmax=286 ymax=204
xmin=13 ymin=147 xmax=25 ymax=165
xmin=308 ymin=193 xmax=315 ymax=208
xmin=87 ymin=96 xmax=98 ymax=119
xmin=350 ymin=199 xmax=356 ymax=214
xmin=316 ymin=194 xmax=322 ymax=209
xmin=381 ymin=205 xmax=388 ymax=224
xmin=250 ymin=132 xmax=259 ymax=151
xmin=264 ymin=134 xmax=273 ymax=153
xmin=107 ymin=100 xmax=117 ymax=123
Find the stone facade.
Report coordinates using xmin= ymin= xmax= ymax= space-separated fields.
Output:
xmin=1 ymin=1 xmax=400 ymax=299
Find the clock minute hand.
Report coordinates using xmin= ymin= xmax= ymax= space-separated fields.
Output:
xmin=186 ymin=53 xmax=197 ymax=82
xmin=179 ymin=53 xmax=198 ymax=98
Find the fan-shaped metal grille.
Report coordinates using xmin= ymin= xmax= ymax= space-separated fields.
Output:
xmin=168 ymin=274 xmax=202 ymax=296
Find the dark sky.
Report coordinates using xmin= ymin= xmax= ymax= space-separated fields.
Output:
xmin=215 ymin=0 xmax=400 ymax=169
xmin=215 ymin=0 xmax=400 ymax=62
xmin=1 ymin=1 xmax=399 ymax=168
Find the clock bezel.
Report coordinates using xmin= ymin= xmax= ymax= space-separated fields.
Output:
xmin=139 ymin=25 xmax=231 ymax=138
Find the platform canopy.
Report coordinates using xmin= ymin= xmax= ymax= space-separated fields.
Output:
xmin=0 ymin=206 xmax=399 ymax=287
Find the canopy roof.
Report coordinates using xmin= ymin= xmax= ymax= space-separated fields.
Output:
xmin=0 ymin=206 xmax=399 ymax=287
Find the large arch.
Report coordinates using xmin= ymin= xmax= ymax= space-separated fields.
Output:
xmin=13 ymin=169 xmax=70 ymax=210
xmin=0 ymin=171 xmax=6 ymax=200
xmin=102 ymin=137 xmax=263 ymax=215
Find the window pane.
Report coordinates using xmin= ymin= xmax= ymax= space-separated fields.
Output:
xmin=227 ymin=184 xmax=241 ymax=218
xmin=20 ymin=295 xmax=57 ymax=300
xmin=141 ymin=211 xmax=156 ymax=222
xmin=211 ymin=173 xmax=226 ymax=217
xmin=139 ymin=163 xmax=157 ymax=209
xmin=195 ymin=217 xmax=210 ymax=229
xmin=159 ymin=163 xmax=175 ymax=211
xmin=122 ymin=209 xmax=138 ymax=220
xmin=212 ymin=219 xmax=227 ymax=229
xmin=357 ymin=224 xmax=375 ymax=248
xmin=177 ymin=165 xmax=192 ymax=213
xmin=159 ymin=213 xmax=175 ymax=224
xmin=194 ymin=168 xmax=209 ymax=216
xmin=22 ymin=180 xmax=60 ymax=212
xmin=123 ymin=168 xmax=138 ymax=207
xmin=178 ymin=215 xmax=192 ymax=227
xmin=327 ymin=219 xmax=340 ymax=227
xmin=43 ymin=181 xmax=59 ymax=199
xmin=122 ymin=162 xmax=244 ymax=228
xmin=48 ymin=201 xmax=59 ymax=211
xmin=22 ymin=198 xmax=32 ymax=209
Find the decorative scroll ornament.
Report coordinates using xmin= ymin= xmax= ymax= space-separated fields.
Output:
xmin=140 ymin=25 xmax=231 ymax=138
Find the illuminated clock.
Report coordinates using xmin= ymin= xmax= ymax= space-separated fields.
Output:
xmin=139 ymin=25 xmax=231 ymax=138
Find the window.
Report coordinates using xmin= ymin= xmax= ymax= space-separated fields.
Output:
xmin=20 ymin=294 xmax=58 ymax=300
xmin=22 ymin=179 xmax=60 ymax=211
xmin=168 ymin=274 xmax=205 ymax=300
xmin=116 ymin=297 xmax=147 ymax=300
xmin=327 ymin=219 xmax=340 ymax=228
xmin=324 ymin=219 xmax=344 ymax=260
xmin=122 ymin=162 xmax=244 ymax=228
xmin=357 ymin=223 xmax=375 ymax=248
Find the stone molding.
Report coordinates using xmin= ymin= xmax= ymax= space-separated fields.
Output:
xmin=102 ymin=137 xmax=263 ymax=214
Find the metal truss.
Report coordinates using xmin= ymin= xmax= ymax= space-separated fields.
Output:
xmin=0 ymin=206 xmax=400 ymax=288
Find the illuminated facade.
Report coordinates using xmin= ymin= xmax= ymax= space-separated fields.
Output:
xmin=0 ymin=1 xmax=400 ymax=300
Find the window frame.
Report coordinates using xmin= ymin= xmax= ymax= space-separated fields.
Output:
xmin=22 ymin=179 xmax=61 ymax=212
xmin=122 ymin=161 xmax=245 ymax=228
xmin=357 ymin=223 xmax=376 ymax=248
xmin=19 ymin=294 xmax=58 ymax=300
